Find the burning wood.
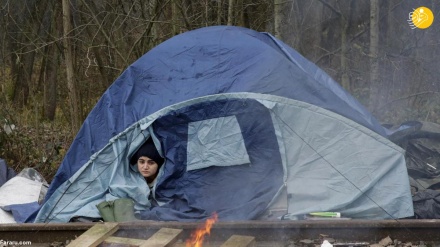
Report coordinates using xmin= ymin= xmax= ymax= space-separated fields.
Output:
xmin=185 ymin=212 xmax=218 ymax=247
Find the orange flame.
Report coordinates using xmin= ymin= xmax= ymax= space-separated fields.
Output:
xmin=186 ymin=212 xmax=218 ymax=247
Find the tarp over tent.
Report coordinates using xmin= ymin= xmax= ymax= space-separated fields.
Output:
xmin=34 ymin=26 xmax=413 ymax=223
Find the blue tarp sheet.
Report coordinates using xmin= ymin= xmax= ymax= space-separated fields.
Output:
xmin=0 ymin=158 xmax=15 ymax=187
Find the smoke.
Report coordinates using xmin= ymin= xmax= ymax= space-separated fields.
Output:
xmin=283 ymin=0 xmax=440 ymax=125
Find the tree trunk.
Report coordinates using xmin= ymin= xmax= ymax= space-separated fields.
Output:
xmin=150 ymin=0 xmax=160 ymax=47
xmin=227 ymin=0 xmax=234 ymax=25
xmin=44 ymin=1 xmax=62 ymax=121
xmin=44 ymin=44 xmax=59 ymax=121
xmin=10 ymin=0 xmax=50 ymax=108
xmin=204 ymin=0 xmax=209 ymax=26
xmin=62 ymin=0 xmax=81 ymax=133
xmin=11 ymin=49 xmax=30 ymax=108
xmin=369 ymin=0 xmax=380 ymax=112
xmin=217 ymin=0 xmax=223 ymax=25
xmin=172 ymin=0 xmax=179 ymax=35
xmin=340 ymin=0 xmax=354 ymax=91
xmin=274 ymin=0 xmax=283 ymax=39
xmin=237 ymin=0 xmax=244 ymax=27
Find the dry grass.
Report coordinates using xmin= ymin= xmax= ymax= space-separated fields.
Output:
xmin=0 ymin=99 xmax=73 ymax=183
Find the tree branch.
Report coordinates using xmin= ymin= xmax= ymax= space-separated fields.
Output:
xmin=80 ymin=0 xmax=128 ymax=66
xmin=375 ymin=91 xmax=440 ymax=112
xmin=314 ymin=0 xmax=403 ymax=65
xmin=126 ymin=0 xmax=171 ymax=60
xmin=316 ymin=0 xmax=341 ymax=16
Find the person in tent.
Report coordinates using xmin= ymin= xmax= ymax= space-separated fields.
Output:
xmin=96 ymin=139 xmax=165 ymax=222
xmin=130 ymin=138 xmax=165 ymax=190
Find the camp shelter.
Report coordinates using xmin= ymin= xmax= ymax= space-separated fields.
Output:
xmin=34 ymin=26 xmax=413 ymax=223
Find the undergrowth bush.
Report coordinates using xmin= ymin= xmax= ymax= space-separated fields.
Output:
xmin=0 ymin=100 xmax=73 ymax=183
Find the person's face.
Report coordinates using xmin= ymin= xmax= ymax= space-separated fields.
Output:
xmin=137 ymin=156 xmax=159 ymax=179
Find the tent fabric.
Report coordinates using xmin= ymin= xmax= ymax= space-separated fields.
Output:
xmin=35 ymin=93 xmax=413 ymax=222
xmin=1 ymin=202 xmax=40 ymax=223
xmin=142 ymin=98 xmax=284 ymax=221
xmin=0 ymin=158 xmax=15 ymax=187
xmin=34 ymin=26 xmax=411 ymax=223
xmin=44 ymin=26 xmax=387 ymax=208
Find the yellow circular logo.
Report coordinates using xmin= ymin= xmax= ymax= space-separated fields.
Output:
xmin=410 ymin=7 xmax=434 ymax=29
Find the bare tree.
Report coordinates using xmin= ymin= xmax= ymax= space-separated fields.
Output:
xmin=340 ymin=0 xmax=354 ymax=91
xmin=63 ymin=0 xmax=81 ymax=132
xmin=227 ymin=0 xmax=234 ymax=25
xmin=172 ymin=0 xmax=180 ymax=35
xmin=8 ymin=0 xmax=49 ymax=108
xmin=369 ymin=0 xmax=380 ymax=112
xmin=217 ymin=0 xmax=223 ymax=25
xmin=43 ymin=1 xmax=62 ymax=121
xmin=274 ymin=0 xmax=283 ymax=39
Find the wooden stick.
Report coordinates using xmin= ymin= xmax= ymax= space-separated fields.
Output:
xmin=138 ymin=228 xmax=183 ymax=247
xmin=104 ymin=236 xmax=147 ymax=246
xmin=67 ymin=222 xmax=119 ymax=247
xmin=220 ymin=235 xmax=255 ymax=247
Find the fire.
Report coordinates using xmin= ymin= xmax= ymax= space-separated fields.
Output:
xmin=186 ymin=212 xmax=218 ymax=247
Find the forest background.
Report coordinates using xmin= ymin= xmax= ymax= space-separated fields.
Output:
xmin=0 ymin=0 xmax=439 ymax=182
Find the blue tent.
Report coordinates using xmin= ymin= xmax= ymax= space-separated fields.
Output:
xmin=34 ymin=26 xmax=413 ymax=222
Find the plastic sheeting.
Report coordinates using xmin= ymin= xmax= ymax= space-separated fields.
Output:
xmin=0 ymin=168 xmax=47 ymax=223
xmin=390 ymin=121 xmax=440 ymax=219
